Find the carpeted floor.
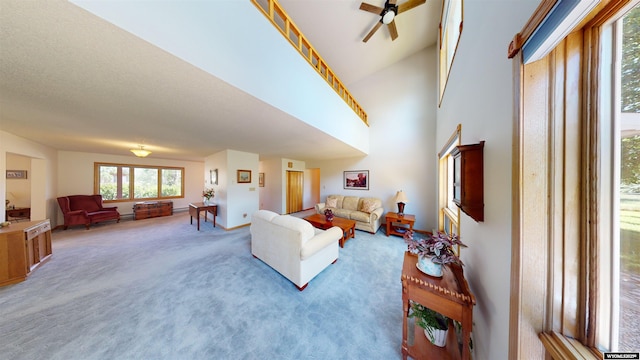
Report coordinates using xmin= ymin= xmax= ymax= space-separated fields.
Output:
xmin=0 ymin=211 xmax=408 ymax=360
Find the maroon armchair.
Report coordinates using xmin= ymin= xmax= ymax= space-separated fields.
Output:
xmin=57 ymin=195 xmax=120 ymax=230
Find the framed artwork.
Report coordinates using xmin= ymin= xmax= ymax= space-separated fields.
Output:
xmin=210 ymin=169 xmax=218 ymax=185
xmin=259 ymin=172 xmax=265 ymax=187
xmin=343 ymin=170 xmax=369 ymax=190
xmin=6 ymin=170 xmax=27 ymax=179
xmin=237 ymin=170 xmax=251 ymax=183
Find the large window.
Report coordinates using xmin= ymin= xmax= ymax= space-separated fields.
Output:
xmin=95 ymin=163 xmax=184 ymax=202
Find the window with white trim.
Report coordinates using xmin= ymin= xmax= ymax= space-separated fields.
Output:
xmin=94 ymin=163 xmax=184 ymax=202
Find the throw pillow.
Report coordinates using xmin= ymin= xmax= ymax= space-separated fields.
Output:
xmin=360 ymin=198 xmax=378 ymax=213
xmin=326 ymin=197 xmax=338 ymax=208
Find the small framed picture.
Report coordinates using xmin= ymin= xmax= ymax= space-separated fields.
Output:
xmin=237 ymin=170 xmax=251 ymax=183
xmin=210 ymin=169 xmax=218 ymax=185
xmin=6 ymin=170 xmax=27 ymax=179
xmin=343 ymin=170 xmax=369 ymax=190
xmin=259 ymin=172 xmax=265 ymax=187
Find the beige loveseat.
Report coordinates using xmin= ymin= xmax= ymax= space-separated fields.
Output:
xmin=315 ymin=195 xmax=384 ymax=234
xmin=250 ymin=210 xmax=342 ymax=291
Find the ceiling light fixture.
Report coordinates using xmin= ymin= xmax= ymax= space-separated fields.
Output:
xmin=130 ymin=145 xmax=151 ymax=158
xmin=382 ymin=9 xmax=396 ymax=24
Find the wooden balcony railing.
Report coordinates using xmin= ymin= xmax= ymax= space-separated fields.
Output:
xmin=250 ymin=0 xmax=368 ymax=125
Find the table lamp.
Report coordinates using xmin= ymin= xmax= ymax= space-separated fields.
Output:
xmin=395 ymin=190 xmax=409 ymax=216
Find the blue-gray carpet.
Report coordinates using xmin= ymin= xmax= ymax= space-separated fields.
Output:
xmin=0 ymin=212 xmax=408 ymax=360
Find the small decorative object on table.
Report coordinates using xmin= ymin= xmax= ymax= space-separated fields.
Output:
xmin=403 ymin=230 xmax=466 ymax=277
xmin=202 ymin=188 xmax=215 ymax=205
xmin=324 ymin=208 xmax=334 ymax=222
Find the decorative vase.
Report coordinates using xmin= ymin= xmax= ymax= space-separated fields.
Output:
xmin=204 ymin=197 xmax=211 ymax=205
xmin=424 ymin=326 xmax=448 ymax=347
xmin=417 ymin=255 xmax=443 ymax=277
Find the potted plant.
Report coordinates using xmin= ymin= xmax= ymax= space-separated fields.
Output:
xmin=324 ymin=208 xmax=334 ymax=221
xmin=408 ymin=301 xmax=449 ymax=347
xmin=202 ymin=188 xmax=215 ymax=205
xmin=403 ymin=230 xmax=467 ymax=277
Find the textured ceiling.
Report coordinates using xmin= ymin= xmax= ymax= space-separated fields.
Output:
xmin=0 ymin=0 xmax=441 ymax=161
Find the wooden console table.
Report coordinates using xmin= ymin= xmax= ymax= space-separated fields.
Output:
xmin=5 ymin=207 xmax=31 ymax=222
xmin=189 ymin=202 xmax=217 ymax=231
xmin=401 ymin=252 xmax=475 ymax=359
xmin=0 ymin=219 xmax=52 ymax=287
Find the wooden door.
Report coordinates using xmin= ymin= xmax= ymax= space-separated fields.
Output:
xmin=286 ymin=171 xmax=304 ymax=214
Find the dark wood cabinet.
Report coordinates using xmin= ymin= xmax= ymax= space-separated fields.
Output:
xmin=451 ymin=141 xmax=484 ymax=222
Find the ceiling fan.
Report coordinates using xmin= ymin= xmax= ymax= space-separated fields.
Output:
xmin=359 ymin=0 xmax=427 ymax=42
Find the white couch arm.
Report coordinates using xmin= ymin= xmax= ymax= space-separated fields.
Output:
xmin=370 ymin=207 xmax=384 ymax=220
xmin=300 ymin=226 xmax=341 ymax=260
xmin=315 ymin=202 xmax=326 ymax=214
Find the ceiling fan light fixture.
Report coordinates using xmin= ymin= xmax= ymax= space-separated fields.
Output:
xmin=130 ymin=145 xmax=151 ymax=157
xmin=382 ymin=10 xmax=395 ymax=24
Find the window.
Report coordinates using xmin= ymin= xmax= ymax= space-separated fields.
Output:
xmin=511 ymin=0 xmax=640 ymax=358
xmin=596 ymin=4 xmax=640 ymax=352
xmin=95 ymin=163 xmax=184 ymax=202
xmin=438 ymin=125 xmax=461 ymax=236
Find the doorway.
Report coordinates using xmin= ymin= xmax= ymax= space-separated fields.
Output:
xmin=286 ymin=170 xmax=303 ymax=214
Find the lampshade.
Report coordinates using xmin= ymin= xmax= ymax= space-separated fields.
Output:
xmin=130 ymin=145 xmax=151 ymax=158
xmin=395 ymin=190 xmax=409 ymax=204
xmin=382 ymin=10 xmax=395 ymax=25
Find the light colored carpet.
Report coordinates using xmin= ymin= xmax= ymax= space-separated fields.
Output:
xmin=0 ymin=212 xmax=408 ymax=359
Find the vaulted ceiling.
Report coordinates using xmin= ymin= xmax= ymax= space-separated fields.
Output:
xmin=0 ymin=0 xmax=441 ymax=161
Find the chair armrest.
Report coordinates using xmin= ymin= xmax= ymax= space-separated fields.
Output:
xmin=100 ymin=206 xmax=118 ymax=211
xmin=65 ymin=209 xmax=87 ymax=217
xmin=371 ymin=207 xmax=384 ymax=220
xmin=315 ymin=203 xmax=326 ymax=214
xmin=300 ymin=226 xmax=341 ymax=260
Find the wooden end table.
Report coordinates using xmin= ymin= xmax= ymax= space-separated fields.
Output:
xmin=401 ymin=252 xmax=475 ymax=359
xmin=385 ymin=212 xmax=415 ymax=237
xmin=303 ymin=213 xmax=355 ymax=248
xmin=189 ymin=202 xmax=217 ymax=231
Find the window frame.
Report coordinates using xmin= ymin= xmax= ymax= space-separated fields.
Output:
xmin=438 ymin=124 xmax=461 ymax=236
xmin=94 ymin=162 xmax=185 ymax=202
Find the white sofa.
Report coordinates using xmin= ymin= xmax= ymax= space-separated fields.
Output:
xmin=250 ymin=210 xmax=342 ymax=291
xmin=315 ymin=195 xmax=384 ymax=234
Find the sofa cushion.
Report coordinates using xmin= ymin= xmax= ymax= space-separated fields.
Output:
xmin=271 ymin=214 xmax=315 ymax=240
xmin=327 ymin=195 xmax=344 ymax=209
xmin=350 ymin=211 xmax=371 ymax=223
xmin=342 ymin=196 xmax=360 ymax=211
xmin=326 ymin=197 xmax=338 ymax=208
xmin=360 ymin=198 xmax=379 ymax=213
xmin=333 ymin=208 xmax=352 ymax=219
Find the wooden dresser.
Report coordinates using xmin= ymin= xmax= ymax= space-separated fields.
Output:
xmin=133 ymin=201 xmax=173 ymax=220
xmin=0 ymin=219 xmax=52 ymax=287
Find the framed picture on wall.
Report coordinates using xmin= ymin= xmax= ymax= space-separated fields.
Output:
xmin=259 ymin=172 xmax=265 ymax=187
xmin=210 ymin=169 xmax=218 ymax=185
xmin=237 ymin=170 xmax=251 ymax=183
xmin=6 ymin=170 xmax=27 ymax=179
xmin=343 ymin=170 xmax=369 ymax=190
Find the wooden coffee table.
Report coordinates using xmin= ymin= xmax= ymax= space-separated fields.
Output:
xmin=303 ymin=213 xmax=356 ymax=248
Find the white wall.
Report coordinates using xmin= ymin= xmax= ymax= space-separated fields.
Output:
xmin=435 ymin=1 xmax=540 ymax=359
xmin=259 ymin=158 xmax=283 ymax=213
xmin=225 ymin=150 xmax=259 ymax=228
xmin=204 ymin=151 xmax=228 ymax=227
xmin=5 ymin=153 xmax=31 ymax=208
xmin=58 ymin=151 xmax=204 ymax=222
xmin=308 ymin=47 xmax=438 ymax=232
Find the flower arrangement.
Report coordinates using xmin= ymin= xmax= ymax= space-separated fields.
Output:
xmin=202 ymin=188 xmax=215 ymax=200
xmin=324 ymin=208 xmax=334 ymax=221
xmin=403 ymin=230 xmax=467 ymax=266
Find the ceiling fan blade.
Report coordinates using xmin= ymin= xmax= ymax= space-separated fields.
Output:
xmin=359 ymin=2 xmax=384 ymax=14
xmin=388 ymin=20 xmax=398 ymax=40
xmin=363 ymin=21 xmax=383 ymax=42
xmin=389 ymin=0 xmax=398 ymax=5
xmin=397 ymin=0 xmax=426 ymax=14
